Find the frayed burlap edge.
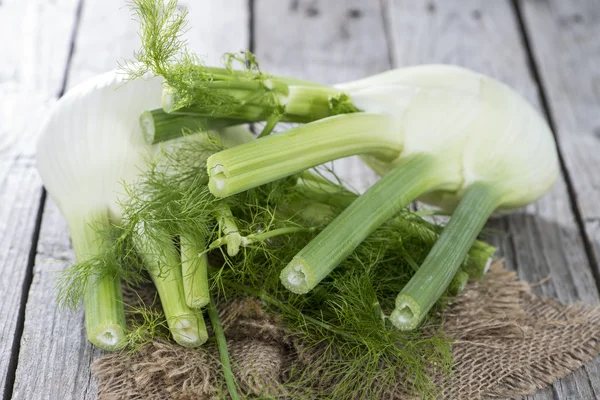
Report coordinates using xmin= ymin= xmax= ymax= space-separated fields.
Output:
xmin=92 ymin=262 xmax=600 ymax=399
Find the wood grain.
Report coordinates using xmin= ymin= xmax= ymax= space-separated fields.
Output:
xmin=385 ymin=1 xmax=599 ymax=399
xmin=254 ymin=0 xmax=390 ymax=192
xmin=519 ymin=0 xmax=600 ymax=397
xmin=0 ymin=0 xmax=80 ymax=397
xmin=11 ymin=1 xmax=250 ymax=399
xmin=11 ymin=201 xmax=100 ymax=400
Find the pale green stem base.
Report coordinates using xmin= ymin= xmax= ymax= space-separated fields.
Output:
xmin=134 ymin=227 xmax=208 ymax=347
xmin=391 ymin=182 xmax=502 ymax=331
xmin=68 ymin=212 xmax=126 ymax=351
xmin=180 ymin=234 xmax=210 ymax=308
xmin=207 ymin=113 xmax=401 ymax=198
xmin=280 ymin=154 xmax=445 ymax=294
xmin=84 ymin=274 xmax=127 ymax=351
xmin=140 ymin=109 xmax=240 ymax=144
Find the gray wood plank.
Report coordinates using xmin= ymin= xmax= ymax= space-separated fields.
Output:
xmin=0 ymin=0 xmax=80 ymax=397
xmin=254 ymin=0 xmax=390 ymax=192
xmin=11 ymin=1 xmax=250 ymax=399
xmin=518 ymin=0 xmax=600 ymax=397
xmin=255 ymin=0 xmax=390 ymax=82
xmin=385 ymin=1 xmax=600 ymax=399
xmin=12 ymin=201 xmax=101 ymax=400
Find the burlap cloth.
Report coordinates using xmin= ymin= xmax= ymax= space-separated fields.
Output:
xmin=92 ymin=262 xmax=600 ymax=399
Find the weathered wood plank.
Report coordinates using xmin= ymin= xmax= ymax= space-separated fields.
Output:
xmin=12 ymin=201 xmax=100 ymax=400
xmin=518 ymin=0 xmax=600 ymax=397
xmin=11 ymin=1 xmax=250 ymax=399
xmin=182 ymin=0 xmax=250 ymax=66
xmin=254 ymin=0 xmax=390 ymax=192
xmin=385 ymin=1 xmax=599 ymax=399
xmin=0 ymin=0 xmax=80 ymax=397
xmin=255 ymin=0 xmax=389 ymax=81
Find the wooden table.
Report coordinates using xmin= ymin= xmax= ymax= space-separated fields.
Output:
xmin=1 ymin=1 xmax=599 ymax=399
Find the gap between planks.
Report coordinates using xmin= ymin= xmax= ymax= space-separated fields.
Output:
xmin=1 ymin=190 xmax=45 ymax=400
xmin=248 ymin=0 xmax=255 ymax=52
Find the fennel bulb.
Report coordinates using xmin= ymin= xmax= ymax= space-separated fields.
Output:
xmin=36 ymin=71 xmax=161 ymax=350
xmin=281 ymin=65 xmax=559 ymax=330
xmin=36 ymin=71 xmax=254 ymax=349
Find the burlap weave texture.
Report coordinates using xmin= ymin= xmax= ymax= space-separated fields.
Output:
xmin=92 ymin=263 xmax=600 ymax=399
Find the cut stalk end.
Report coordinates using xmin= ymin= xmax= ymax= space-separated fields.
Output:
xmin=390 ymin=295 xmax=421 ymax=331
xmin=169 ymin=314 xmax=209 ymax=347
xmin=279 ymin=155 xmax=442 ymax=295
xmin=207 ymin=160 xmax=229 ymax=197
xmin=393 ymin=183 xmax=502 ymax=331
xmin=82 ymin=272 xmax=127 ymax=352
xmin=140 ymin=108 xmax=242 ymax=144
xmin=88 ymin=323 xmax=127 ymax=351
xmin=135 ymin=226 xmax=208 ymax=348
xmin=280 ymin=257 xmax=313 ymax=294
xmin=187 ymin=296 xmax=210 ymax=309
xmin=206 ymin=113 xmax=401 ymax=198
xmin=68 ymin=212 xmax=127 ymax=351
xmin=208 ymin=175 xmax=228 ymax=197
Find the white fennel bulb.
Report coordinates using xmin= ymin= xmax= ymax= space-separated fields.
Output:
xmin=37 ymin=71 xmax=253 ymax=349
xmin=337 ymin=65 xmax=559 ymax=212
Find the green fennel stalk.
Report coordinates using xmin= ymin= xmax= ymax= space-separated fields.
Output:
xmin=134 ymin=226 xmax=208 ymax=346
xmin=214 ymin=203 xmax=242 ymax=256
xmin=140 ymin=109 xmax=240 ymax=144
xmin=180 ymin=233 xmax=210 ymax=308
xmin=280 ymin=154 xmax=446 ymax=294
xmin=207 ymin=113 xmax=401 ymax=197
xmin=391 ymin=183 xmax=502 ymax=329
xmin=67 ymin=212 xmax=127 ymax=350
